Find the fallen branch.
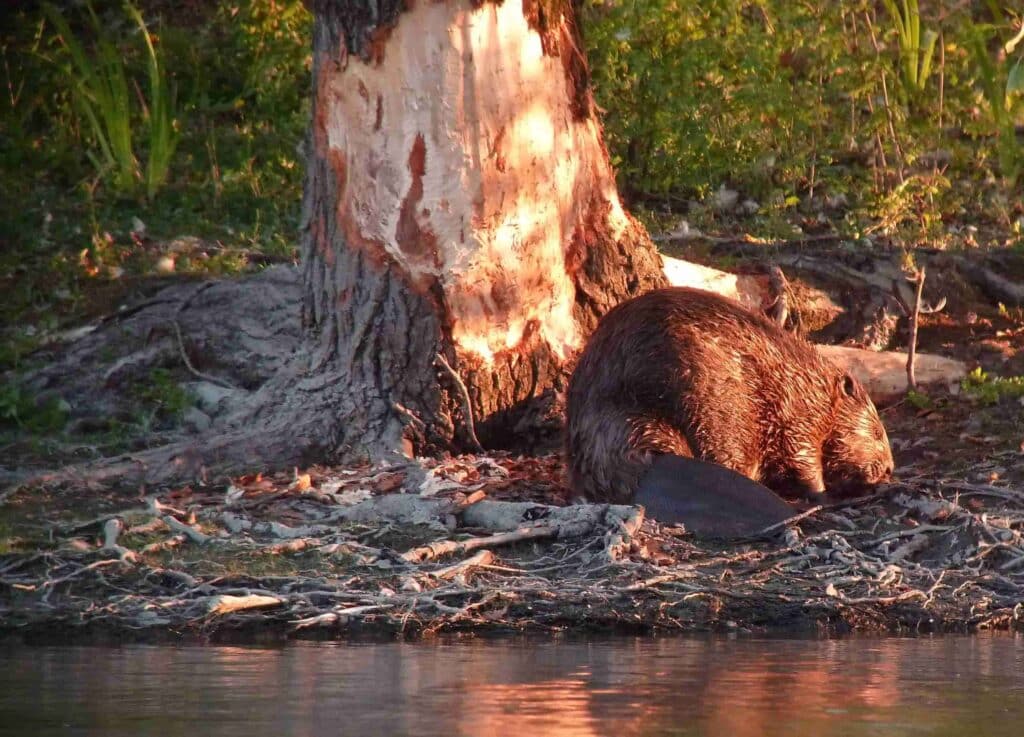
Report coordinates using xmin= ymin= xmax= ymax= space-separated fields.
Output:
xmin=428 ymin=550 xmax=496 ymax=580
xmin=204 ymin=594 xmax=283 ymax=616
xmin=147 ymin=498 xmax=212 ymax=545
xmin=291 ymin=604 xmax=394 ymax=630
xmin=746 ymin=505 xmax=824 ymax=540
xmin=402 ymin=527 xmax=555 ymax=564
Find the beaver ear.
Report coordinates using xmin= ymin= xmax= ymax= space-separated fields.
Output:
xmin=839 ymin=373 xmax=857 ymax=397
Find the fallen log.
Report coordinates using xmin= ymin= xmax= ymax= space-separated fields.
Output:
xmin=331 ymin=494 xmax=642 ymax=540
xmin=661 ymin=256 xmax=766 ymax=311
xmin=818 ymin=346 xmax=967 ymax=404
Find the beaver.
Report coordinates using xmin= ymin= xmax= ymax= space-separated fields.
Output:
xmin=566 ymin=286 xmax=893 ymax=507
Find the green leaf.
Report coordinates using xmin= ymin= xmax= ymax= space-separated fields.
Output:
xmin=1007 ymin=56 xmax=1024 ymax=97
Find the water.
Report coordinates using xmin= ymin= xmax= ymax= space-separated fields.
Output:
xmin=1 ymin=635 xmax=1023 ymax=736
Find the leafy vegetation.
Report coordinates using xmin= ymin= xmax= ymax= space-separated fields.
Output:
xmin=0 ymin=382 xmax=68 ymax=434
xmin=1 ymin=0 xmax=1023 ymax=377
xmin=961 ymin=366 xmax=1024 ymax=404
xmin=881 ymin=0 xmax=939 ymax=105
xmin=581 ymin=0 xmax=1023 ymax=241
xmin=905 ymin=389 xmax=936 ymax=410
xmin=1 ymin=0 xmax=311 ymax=361
xmin=131 ymin=367 xmax=194 ymax=426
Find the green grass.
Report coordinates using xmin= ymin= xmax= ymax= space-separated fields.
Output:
xmin=0 ymin=382 xmax=69 ymax=434
xmin=1 ymin=2 xmax=309 ymax=342
xmin=43 ymin=2 xmax=139 ymax=194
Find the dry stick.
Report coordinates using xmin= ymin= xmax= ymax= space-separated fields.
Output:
xmin=171 ymin=319 xmax=238 ymax=390
xmin=429 ymin=550 xmax=496 ymax=580
xmin=907 ymin=266 xmax=926 ymax=390
xmin=291 ymin=604 xmax=393 ymax=630
xmin=747 ymin=504 xmax=824 ymax=540
xmin=879 ymin=70 xmax=905 ymax=183
xmin=435 ymin=353 xmax=484 ymax=453
xmin=40 ymin=559 xmax=122 ymax=599
xmin=766 ymin=265 xmax=790 ymax=329
xmin=146 ymin=498 xmax=212 ymax=545
xmin=392 ymin=402 xmax=426 ymax=430
xmin=952 ymin=481 xmax=1024 ymax=500
xmin=402 ymin=526 xmax=556 ymax=564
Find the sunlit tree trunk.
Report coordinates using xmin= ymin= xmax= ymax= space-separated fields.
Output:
xmin=300 ymin=0 xmax=665 ymax=459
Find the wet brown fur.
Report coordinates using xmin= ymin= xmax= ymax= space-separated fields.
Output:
xmin=566 ymin=287 xmax=894 ymax=503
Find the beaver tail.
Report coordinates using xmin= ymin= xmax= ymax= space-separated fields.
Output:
xmin=566 ymin=405 xmax=692 ymax=504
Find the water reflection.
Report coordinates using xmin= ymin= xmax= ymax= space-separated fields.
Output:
xmin=1 ymin=634 xmax=1022 ymax=737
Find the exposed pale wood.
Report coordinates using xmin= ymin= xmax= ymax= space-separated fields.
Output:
xmin=907 ymin=267 xmax=926 ymax=389
xmin=205 ymin=594 xmax=283 ymax=616
xmin=402 ymin=529 xmax=554 ymax=564
xmin=661 ymin=255 xmax=766 ymax=310
xmin=428 ymin=549 xmax=497 ymax=579
xmin=100 ymin=518 xmax=138 ymax=563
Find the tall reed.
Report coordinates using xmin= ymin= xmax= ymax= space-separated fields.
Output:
xmin=44 ymin=1 xmax=138 ymax=193
xmin=127 ymin=4 xmax=178 ymax=200
xmin=43 ymin=2 xmax=180 ymax=199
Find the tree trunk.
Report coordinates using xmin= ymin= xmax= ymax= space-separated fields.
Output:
xmin=11 ymin=0 xmax=664 ymax=493
xmin=300 ymin=0 xmax=664 ymax=459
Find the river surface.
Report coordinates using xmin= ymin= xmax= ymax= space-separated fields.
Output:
xmin=2 ymin=634 xmax=1023 ymax=736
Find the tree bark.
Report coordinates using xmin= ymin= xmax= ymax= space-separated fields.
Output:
xmin=300 ymin=0 xmax=664 ymax=459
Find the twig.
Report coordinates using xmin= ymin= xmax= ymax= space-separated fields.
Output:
xmin=402 ymin=526 xmax=556 ymax=564
xmin=147 ymin=498 xmax=212 ymax=545
xmin=747 ymin=505 xmax=824 ymax=540
xmin=833 ymin=590 xmax=928 ymax=606
xmin=291 ymin=604 xmax=393 ymax=630
xmin=435 ymin=353 xmax=483 ymax=452
xmin=863 ymin=9 xmax=905 ymax=184
xmin=907 ymin=266 xmax=925 ymax=390
xmin=40 ymin=559 xmax=122 ymax=600
xmin=766 ymin=265 xmax=790 ymax=329
xmin=171 ymin=319 xmax=238 ymax=390
xmin=428 ymin=550 xmax=496 ymax=580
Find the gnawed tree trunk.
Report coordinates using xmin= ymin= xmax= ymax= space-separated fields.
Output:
xmin=16 ymin=2 xmax=975 ymax=495
xmin=15 ymin=0 xmax=664 ymax=491
xmin=300 ymin=0 xmax=663 ymax=458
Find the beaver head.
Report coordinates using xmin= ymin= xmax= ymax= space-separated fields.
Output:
xmin=821 ymin=372 xmax=894 ymax=494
